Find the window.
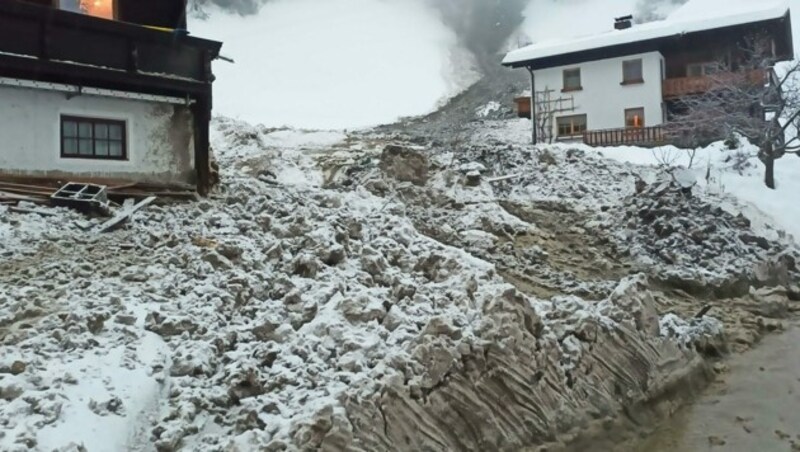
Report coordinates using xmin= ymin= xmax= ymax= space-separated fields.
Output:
xmin=625 ymin=108 xmax=645 ymax=128
xmin=563 ymin=68 xmax=582 ymax=91
xmin=61 ymin=116 xmax=126 ymax=160
xmin=556 ymin=114 xmax=587 ymax=137
xmin=622 ymin=59 xmax=644 ymax=84
xmin=687 ymin=62 xmax=720 ymax=77
xmin=58 ymin=0 xmax=116 ymax=20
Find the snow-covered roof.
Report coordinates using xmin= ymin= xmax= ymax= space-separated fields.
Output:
xmin=503 ymin=0 xmax=791 ymax=68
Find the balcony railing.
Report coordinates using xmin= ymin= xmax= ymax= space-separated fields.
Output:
xmin=583 ymin=126 xmax=668 ymax=147
xmin=662 ymin=69 xmax=767 ymax=99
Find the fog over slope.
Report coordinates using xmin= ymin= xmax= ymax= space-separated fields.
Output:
xmin=193 ymin=0 xmax=687 ymax=63
xmin=189 ymin=0 xmax=689 ymax=129
xmin=191 ymin=0 xmax=480 ymax=130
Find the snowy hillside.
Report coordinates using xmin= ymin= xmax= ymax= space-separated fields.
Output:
xmin=190 ymin=0 xmax=479 ymax=130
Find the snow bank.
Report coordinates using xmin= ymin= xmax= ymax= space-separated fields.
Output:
xmin=190 ymin=0 xmax=479 ymax=130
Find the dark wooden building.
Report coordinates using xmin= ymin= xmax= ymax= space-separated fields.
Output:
xmin=0 ymin=0 xmax=223 ymax=194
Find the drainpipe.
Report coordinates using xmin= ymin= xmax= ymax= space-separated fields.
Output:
xmin=528 ymin=66 xmax=537 ymax=145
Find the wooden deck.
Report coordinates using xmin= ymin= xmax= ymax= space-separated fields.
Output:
xmin=583 ymin=126 xmax=668 ymax=147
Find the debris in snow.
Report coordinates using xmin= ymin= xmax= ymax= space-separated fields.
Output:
xmin=96 ymin=196 xmax=157 ymax=233
xmin=486 ymin=174 xmax=521 ymax=184
xmin=1 ymin=116 xmax=798 ymax=451
xmin=379 ymin=144 xmax=430 ymax=186
xmin=7 ymin=206 xmax=57 ymax=217
xmin=475 ymin=101 xmax=503 ymax=118
xmin=51 ymin=183 xmax=110 ymax=214
xmin=660 ymin=313 xmax=724 ymax=346
xmin=458 ymin=162 xmax=487 ymax=174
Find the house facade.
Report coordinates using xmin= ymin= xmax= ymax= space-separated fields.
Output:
xmin=503 ymin=1 xmax=794 ymax=147
xmin=0 ymin=0 xmax=222 ymax=194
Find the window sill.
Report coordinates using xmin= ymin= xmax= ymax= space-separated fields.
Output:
xmin=61 ymin=155 xmax=128 ymax=161
xmin=561 ymin=87 xmax=583 ymax=93
xmin=621 ymin=79 xmax=644 ymax=86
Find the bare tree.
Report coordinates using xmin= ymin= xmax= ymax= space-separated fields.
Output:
xmin=667 ymin=33 xmax=800 ymax=189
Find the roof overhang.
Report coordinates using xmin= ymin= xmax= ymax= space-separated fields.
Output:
xmin=504 ymin=9 xmax=793 ymax=70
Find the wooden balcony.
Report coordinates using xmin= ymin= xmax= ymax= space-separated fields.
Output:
xmin=662 ymin=69 xmax=767 ymax=99
xmin=0 ymin=0 xmax=222 ymax=98
xmin=583 ymin=126 xmax=668 ymax=148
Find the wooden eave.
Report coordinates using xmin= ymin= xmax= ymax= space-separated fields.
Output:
xmin=0 ymin=53 xmax=211 ymax=99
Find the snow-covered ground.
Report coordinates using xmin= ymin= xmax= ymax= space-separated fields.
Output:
xmin=10 ymin=117 xmax=787 ymax=451
xmin=190 ymin=0 xmax=479 ymax=130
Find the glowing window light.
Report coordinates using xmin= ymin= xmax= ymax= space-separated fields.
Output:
xmin=59 ymin=0 xmax=115 ymax=20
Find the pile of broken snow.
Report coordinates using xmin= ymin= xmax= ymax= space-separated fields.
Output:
xmin=0 ymin=118 xmax=795 ymax=451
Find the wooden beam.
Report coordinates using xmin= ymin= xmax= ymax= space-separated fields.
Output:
xmin=96 ymin=196 xmax=156 ymax=233
xmin=193 ymin=84 xmax=212 ymax=196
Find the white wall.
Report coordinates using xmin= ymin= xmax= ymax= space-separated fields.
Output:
xmin=533 ymin=51 xmax=665 ymax=139
xmin=0 ymin=85 xmax=195 ymax=184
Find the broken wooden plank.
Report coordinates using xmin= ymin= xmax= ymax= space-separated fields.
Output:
xmin=107 ymin=190 xmax=197 ymax=199
xmin=107 ymin=182 xmax=138 ymax=191
xmin=0 ymin=190 xmax=50 ymax=203
xmin=486 ymin=174 xmax=522 ymax=184
xmin=0 ymin=181 xmax=57 ymax=191
xmin=96 ymin=196 xmax=156 ymax=233
xmin=0 ymin=186 xmax=53 ymax=197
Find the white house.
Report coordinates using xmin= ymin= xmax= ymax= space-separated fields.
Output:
xmin=503 ymin=0 xmax=794 ymax=147
xmin=0 ymin=0 xmax=222 ymax=194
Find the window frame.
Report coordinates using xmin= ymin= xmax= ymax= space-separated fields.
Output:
xmin=687 ymin=62 xmax=720 ymax=77
xmin=60 ymin=115 xmax=128 ymax=161
xmin=56 ymin=0 xmax=118 ymax=20
xmin=562 ymin=68 xmax=582 ymax=92
xmin=624 ymin=107 xmax=645 ymax=129
xmin=556 ymin=114 xmax=588 ymax=138
xmin=622 ymin=59 xmax=644 ymax=85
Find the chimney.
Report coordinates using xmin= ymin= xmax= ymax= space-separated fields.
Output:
xmin=615 ymin=15 xmax=633 ymax=30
